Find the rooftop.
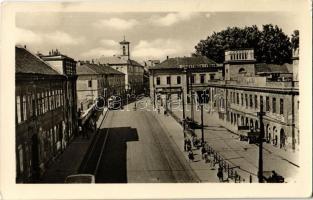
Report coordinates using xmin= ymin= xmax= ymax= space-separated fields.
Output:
xmin=16 ymin=46 xmax=60 ymax=75
xmin=151 ymin=56 xmax=217 ymax=69
xmin=77 ymin=62 xmax=124 ymax=76
xmin=255 ymin=63 xmax=293 ymax=74
xmin=96 ymin=55 xmax=143 ymax=67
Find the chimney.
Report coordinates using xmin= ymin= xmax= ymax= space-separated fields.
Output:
xmin=24 ymin=45 xmax=26 ymax=49
xmin=166 ymin=56 xmax=169 ymax=60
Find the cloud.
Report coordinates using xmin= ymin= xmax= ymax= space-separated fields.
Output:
xmin=205 ymin=13 xmax=211 ymax=18
xmin=15 ymin=28 xmax=84 ymax=46
xmin=132 ymin=39 xmax=185 ymax=60
xmin=100 ymin=39 xmax=118 ymax=47
xmin=16 ymin=28 xmax=43 ymax=44
xmin=93 ymin=18 xmax=138 ymax=30
xmin=151 ymin=12 xmax=198 ymax=26
xmin=81 ymin=47 xmax=118 ymax=58
xmin=45 ymin=31 xmax=85 ymax=45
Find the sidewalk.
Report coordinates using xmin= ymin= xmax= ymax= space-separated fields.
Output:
xmin=150 ymin=105 xmax=226 ymax=183
xmin=167 ymin=103 xmax=299 ymax=182
xmin=40 ymin=108 xmax=108 ymax=183
xmin=171 ymin=104 xmax=299 ymax=166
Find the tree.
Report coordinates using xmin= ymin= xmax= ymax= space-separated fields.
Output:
xmin=194 ymin=24 xmax=293 ymax=64
xmin=291 ymin=30 xmax=299 ymax=50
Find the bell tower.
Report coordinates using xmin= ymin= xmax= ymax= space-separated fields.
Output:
xmin=120 ymin=36 xmax=130 ymax=60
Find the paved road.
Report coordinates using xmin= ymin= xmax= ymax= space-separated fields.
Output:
xmin=95 ymin=102 xmax=199 ymax=183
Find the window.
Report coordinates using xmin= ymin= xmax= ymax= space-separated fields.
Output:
xmin=45 ymin=92 xmax=49 ymax=112
xmin=249 ymin=94 xmax=253 ymax=108
xmin=241 ymin=94 xmax=243 ymax=106
xmin=245 ymin=94 xmax=248 ymax=108
xmin=167 ymin=76 xmax=171 ymax=85
xmin=42 ymin=92 xmax=45 ymax=113
xmin=191 ymin=75 xmax=195 ymax=84
xmin=32 ymin=94 xmax=36 ymax=116
xmin=177 ymin=76 xmax=181 ymax=84
xmin=210 ymin=74 xmax=215 ymax=80
xmin=266 ymin=96 xmax=270 ymax=112
xmin=37 ymin=93 xmax=41 ymax=115
xmin=230 ymin=92 xmax=233 ymax=103
xmin=18 ymin=145 xmax=23 ymax=173
xmin=22 ymin=96 xmax=27 ymax=121
xmin=260 ymin=96 xmax=264 ymax=110
xmin=237 ymin=93 xmax=239 ymax=105
xmin=233 ymin=92 xmax=236 ymax=104
xmin=28 ymin=95 xmax=32 ymax=117
xmin=156 ymin=77 xmax=160 ymax=85
xmin=297 ymin=101 xmax=299 ymax=110
xmin=16 ymin=96 xmax=21 ymax=124
xmin=272 ymin=97 xmax=276 ymax=113
xmin=255 ymin=95 xmax=258 ymax=109
xmin=280 ymin=98 xmax=284 ymax=115
xmin=88 ymin=80 xmax=92 ymax=87
xmin=200 ymin=74 xmax=205 ymax=83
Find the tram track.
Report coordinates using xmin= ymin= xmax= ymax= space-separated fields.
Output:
xmin=78 ymin=110 xmax=113 ymax=180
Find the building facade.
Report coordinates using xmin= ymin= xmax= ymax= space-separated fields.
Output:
xmin=149 ymin=56 xmax=223 ymax=108
xmin=96 ymin=38 xmax=145 ymax=95
xmin=206 ymin=49 xmax=299 ymax=151
xmin=39 ymin=50 xmax=78 ymax=138
xmin=76 ymin=61 xmax=125 ymax=111
xmin=16 ymin=46 xmax=69 ymax=182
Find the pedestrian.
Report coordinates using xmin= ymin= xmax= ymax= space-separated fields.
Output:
xmin=217 ymin=167 xmax=223 ymax=182
xmin=201 ymin=146 xmax=206 ymax=159
xmin=203 ymin=151 xmax=209 ymax=163
xmin=184 ymin=137 xmax=188 ymax=151
xmin=188 ymin=150 xmax=194 ymax=162
xmin=157 ymin=107 xmax=160 ymax=114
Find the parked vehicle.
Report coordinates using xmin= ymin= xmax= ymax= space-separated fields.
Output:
xmin=108 ymin=96 xmax=122 ymax=110
xmin=64 ymin=174 xmax=95 ymax=183
xmin=263 ymin=171 xmax=285 ymax=183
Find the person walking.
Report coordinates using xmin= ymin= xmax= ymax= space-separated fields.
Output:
xmin=201 ymin=146 xmax=207 ymax=160
xmin=188 ymin=150 xmax=194 ymax=162
xmin=217 ymin=166 xmax=223 ymax=182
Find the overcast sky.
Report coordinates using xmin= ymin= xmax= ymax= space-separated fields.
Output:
xmin=16 ymin=12 xmax=300 ymax=63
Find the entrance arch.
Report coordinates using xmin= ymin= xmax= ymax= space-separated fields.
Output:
xmin=255 ymin=120 xmax=259 ymax=131
xmin=280 ymin=129 xmax=286 ymax=148
xmin=250 ymin=119 xmax=254 ymax=130
xmin=31 ymin=133 xmax=39 ymax=182
xmin=273 ymin=126 xmax=278 ymax=146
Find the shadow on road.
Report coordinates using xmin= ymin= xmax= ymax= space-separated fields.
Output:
xmin=96 ymin=127 xmax=139 ymax=183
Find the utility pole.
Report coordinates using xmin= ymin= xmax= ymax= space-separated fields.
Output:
xmin=257 ymin=105 xmax=266 ymax=183
xmin=201 ymin=103 xmax=204 ymax=145
xmin=190 ymin=72 xmax=194 ymax=123
xmin=182 ymin=88 xmax=185 ymax=127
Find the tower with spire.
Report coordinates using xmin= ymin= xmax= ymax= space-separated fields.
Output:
xmin=119 ymin=36 xmax=130 ymax=60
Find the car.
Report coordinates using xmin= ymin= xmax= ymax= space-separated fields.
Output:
xmin=64 ymin=174 xmax=95 ymax=183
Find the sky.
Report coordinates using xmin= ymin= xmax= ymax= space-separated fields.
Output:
xmin=16 ymin=12 xmax=300 ymax=63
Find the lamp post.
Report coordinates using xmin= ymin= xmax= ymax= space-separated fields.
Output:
xmin=257 ymin=105 xmax=265 ymax=183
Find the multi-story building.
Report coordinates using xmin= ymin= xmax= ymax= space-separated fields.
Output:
xmin=96 ymin=38 xmax=145 ymax=95
xmin=149 ymin=56 xmax=223 ymax=108
xmin=76 ymin=61 xmax=125 ymax=111
xmin=206 ymin=49 xmax=299 ymax=151
xmin=16 ymin=46 xmax=69 ymax=182
xmin=39 ymin=49 xmax=78 ymax=138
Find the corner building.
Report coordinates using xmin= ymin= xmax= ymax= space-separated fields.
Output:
xmin=207 ymin=49 xmax=299 ymax=151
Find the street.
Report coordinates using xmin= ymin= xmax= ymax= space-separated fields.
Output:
xmin=87 ymin=101 xmax=199 ymax=183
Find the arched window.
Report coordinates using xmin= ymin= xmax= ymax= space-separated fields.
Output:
xmin=239 ymin=68 xmax=246 ymax=74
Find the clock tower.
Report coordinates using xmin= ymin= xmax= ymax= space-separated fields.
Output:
xmin=120 ymin=36 xmax=130 ymax=60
